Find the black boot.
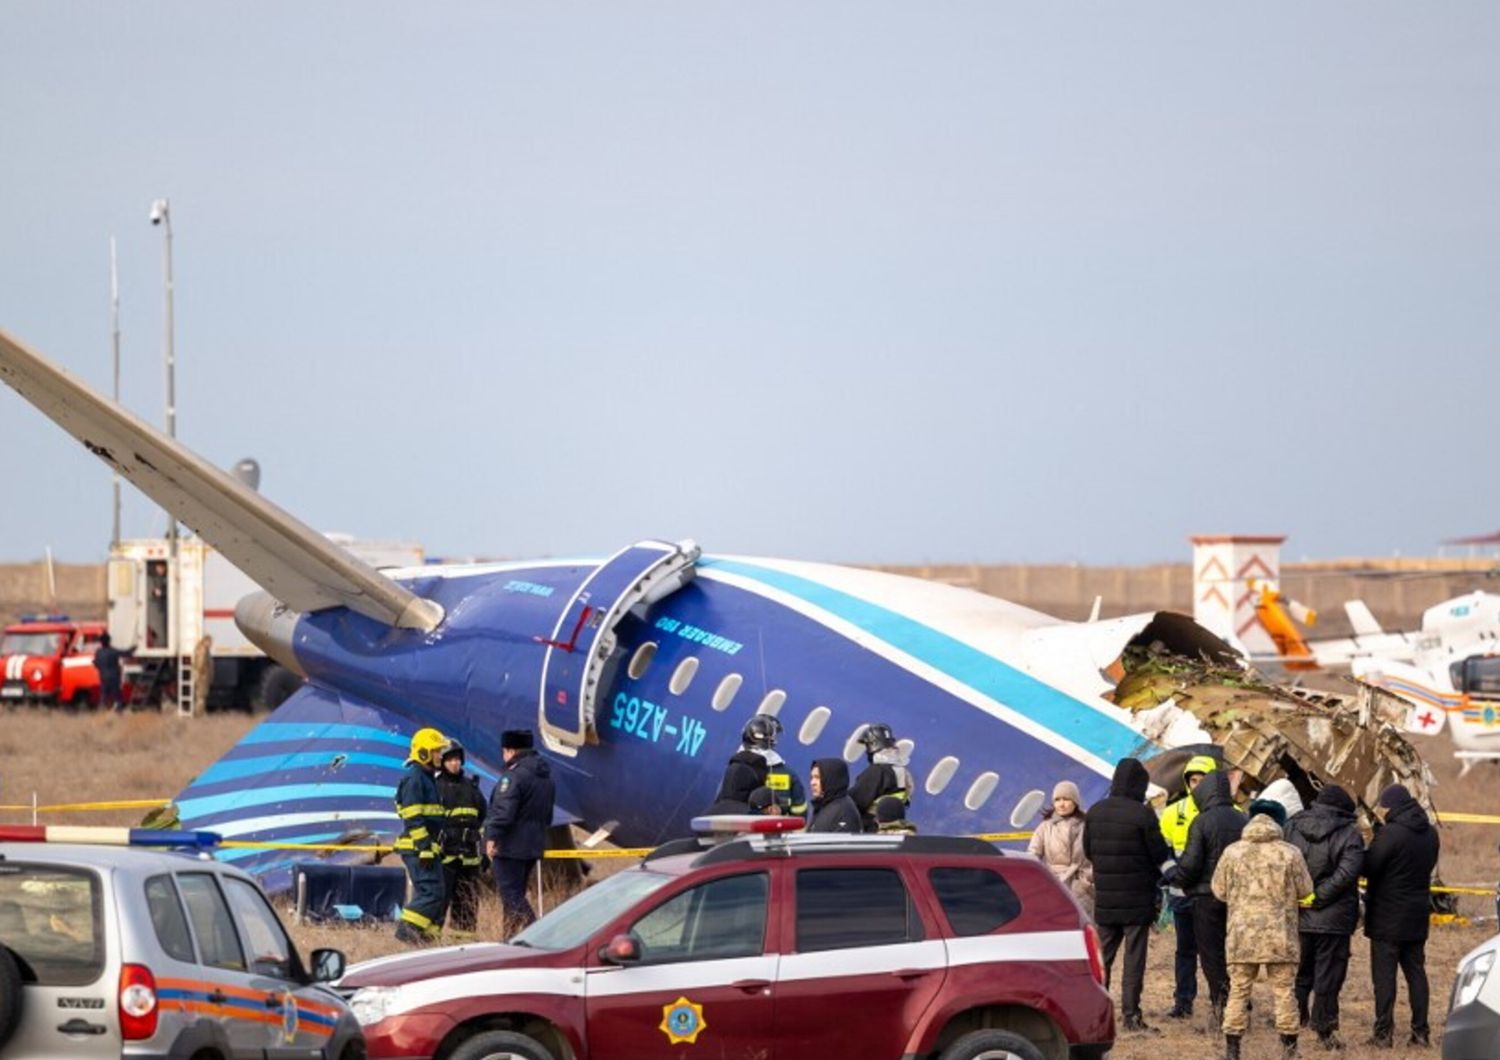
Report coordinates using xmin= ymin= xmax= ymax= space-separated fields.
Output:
xmin=1317 ymin=1030 xmax=1344 ymax=1051
xmin=1225 ymin=1034 xmax=1242 ymax=1060
xmin=1281 ymin=1032 xmax=1300 ymax=1058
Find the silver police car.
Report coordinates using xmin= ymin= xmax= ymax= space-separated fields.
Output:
xmin=0 ymin=842 xmax=363 ymax=1059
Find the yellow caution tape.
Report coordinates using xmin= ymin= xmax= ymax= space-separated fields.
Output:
xmin=544 ymin=848 xmax=653 ymax=860
xmin=0 ymin=799 xmax=172 ymax=813
xmin=1432 ymin=884 xmax=1498 ymax=897
xmin=973 ymin=831 xmax=1033 ymax=842
xmin=219 ymin=840 xmax=395 ymax=853
xmin=1437 ymin=812 xmax=1500 ymax=825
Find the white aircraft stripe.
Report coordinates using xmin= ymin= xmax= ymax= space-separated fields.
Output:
xmin=206 ymin=810 xmax=401 ymax=838
xmin=697 ymin=566 xmax=1114 ymax=778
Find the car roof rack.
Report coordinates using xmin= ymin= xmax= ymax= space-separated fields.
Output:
xmin=691 ymin=831 xmax=1002 ymax=867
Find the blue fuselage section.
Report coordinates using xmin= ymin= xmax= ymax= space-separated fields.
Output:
xmin=178 ymin=556 xmax=1153 ymax=888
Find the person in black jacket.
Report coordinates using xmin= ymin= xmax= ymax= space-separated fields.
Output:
xmin=849 ymin=723 xmax=913 ymax=832
xmin=1082 ymin=757 xmax=1176 ymax=1032
xmin=1285 ymin=784 xmax=1363 ymax=1049
xmin=434 ymin=739 xmax=489 ymax=937
xmin=807 ymin=758 xmax=862 ymax=833
xmin=1176 ymin=770 xmax=1246 ymax=1028
xmin=706 ymin=715 xmax=794 ymax=815
xmin=483 ymin=729 xmax=556 ymax=934
xmin=1364 ymin=783 xmax=1440 ymax=1048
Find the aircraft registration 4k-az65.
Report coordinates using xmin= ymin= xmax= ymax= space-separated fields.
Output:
xmin=0 ymin=328 xmax=1436 ymax=891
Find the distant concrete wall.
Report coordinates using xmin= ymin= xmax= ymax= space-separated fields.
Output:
xmin=872 ymin=558 xmax=1498 ymax=638
xmin=0 ymin=562 xmax=107 ymax=627
xmin=1 ymin=558 xmax=1493 ymax=639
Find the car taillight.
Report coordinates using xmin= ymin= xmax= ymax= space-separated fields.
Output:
xmin=119 ymin=963 xmax=158 ymax=1040
xmin=1083 ymin=925 xmax=1105 ymax=985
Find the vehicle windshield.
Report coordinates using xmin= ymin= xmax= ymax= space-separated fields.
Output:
xmin=0 ymin=633 xmax=63 ymax=657
xmin=511 ymin=867 xmax=676 ymax=951
xmin=0 ymin=864 xmax=104 ymax=986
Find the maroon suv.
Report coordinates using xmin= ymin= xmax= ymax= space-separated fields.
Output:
xmin=341 ymin=829 xmax=1113 ymax=1060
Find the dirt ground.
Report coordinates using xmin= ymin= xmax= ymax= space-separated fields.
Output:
xmin=2 ymin=708 xmax=1496 ymax=1058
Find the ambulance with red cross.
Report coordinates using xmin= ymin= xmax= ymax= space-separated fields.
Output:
xmin=342 ymin=819 xmax=1113 ymax=1060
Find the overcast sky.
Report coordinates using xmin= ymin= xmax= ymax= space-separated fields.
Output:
xmin=2 ymin=4 xmax=1497 ymax=567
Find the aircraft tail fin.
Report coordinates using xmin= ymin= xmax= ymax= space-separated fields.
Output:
xmin=0 ymin=329 xmax=441 ymax=630
xmin=1344 ymin=600 xmax=1384 ymax=638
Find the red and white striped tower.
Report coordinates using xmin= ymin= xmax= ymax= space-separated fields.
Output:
xmin=1190 ymin=534 xmax=1286 ymax=655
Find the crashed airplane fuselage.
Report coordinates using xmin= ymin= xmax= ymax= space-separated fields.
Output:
xmin=0 ymin=329 xmax=1433 ymax=889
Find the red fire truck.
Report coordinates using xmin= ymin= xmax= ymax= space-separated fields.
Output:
xmin=0 ymin=615 xmax=109 ymax=707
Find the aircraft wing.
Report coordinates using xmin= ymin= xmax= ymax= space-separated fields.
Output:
xmin=0 ymin=329 xmax=442 ymax=630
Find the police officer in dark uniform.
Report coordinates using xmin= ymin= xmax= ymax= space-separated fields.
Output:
xmin=483 ymin=729 xmax=555 ymax=935
xmin=849 ymin=723 xmax=912 ymax=832
xmin=394 ymin=727 xmax=449 ymax=945
xmin=434 ymin=738 xmax=488 ymax=937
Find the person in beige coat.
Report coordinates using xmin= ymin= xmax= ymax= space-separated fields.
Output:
xmin=1212 ymin=811 xmax=1316 ymax=1060
xmin=1028 ymin=780 xmax=1094 ymax=916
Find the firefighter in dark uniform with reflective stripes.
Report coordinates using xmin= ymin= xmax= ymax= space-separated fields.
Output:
xmin=744 ymin=715 xmax=808 ymax=817
xmin=435 ymin=738 xmax=488 ymax=937
xmin=850 ymin=723 xmax=913 ymax=833
xmin=394 ymin=727 xmax=449 ymax=945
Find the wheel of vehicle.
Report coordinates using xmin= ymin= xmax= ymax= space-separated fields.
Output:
xmin=937 ymin=1029 xmax=1047 ymax=1060
xmin=447 ymin=1029 xmax=554 ymax=1060
xmin=0 ymin=943 xmax=24 ymax=1049
xmin=251 ymin=664 xmax=302 ymax=713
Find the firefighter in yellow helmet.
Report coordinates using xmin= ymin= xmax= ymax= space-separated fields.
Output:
xmin=394 ymin=727 xmax=449 ymax=944
xmin=1159 ymin=753 xmax=1219 ymax=1019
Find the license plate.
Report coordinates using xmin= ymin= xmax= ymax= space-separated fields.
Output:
xmin=1 ymin=685 xmax=23 ymax=698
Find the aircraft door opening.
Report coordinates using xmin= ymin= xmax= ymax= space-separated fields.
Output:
xmin=538 ymin=539 xmax=700 ymax=753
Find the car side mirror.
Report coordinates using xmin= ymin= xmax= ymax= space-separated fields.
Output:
xmin=598 ymin=934 xmax=641 ymax=965
xmin=310 ymin=948 xmax=346 ymax=983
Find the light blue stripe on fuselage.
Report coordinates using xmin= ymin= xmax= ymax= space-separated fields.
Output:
xmin=194 ymin=749 xmax=499 ymax=788
xmin=238 ymin=722 xmax=412 ymax=750
xmin=178 ymin=783 xmax=395 ymax=820
xmin=701 ymin=558 xmax=1145 ymax=764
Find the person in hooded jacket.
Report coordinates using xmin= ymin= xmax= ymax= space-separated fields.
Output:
xmin=1027 ymin=779 xmax=1094 ymax=916
xmin=483 ymin=729 xmax=556 ymax=934
xmin=1212 ymin=811 xmax=1316 ymax=1060
xmin=1082 ymin=757 xmax=1176 ymax=1032
xmin=1364 ymin=783 xmax=1440 ymax=1049
xmin=1176 ymin=770 xmax=1247 ymax=1027
xmin=807 ymin=758 xmax=862 ymax=833
xmin=1284 ymin=784 xmax=1364 ymax=1050
xmin=434 ymin=738 xmax=489 ymax=937
xmin=849 ymin=723 xmax=914 ymax=832
xmin=1159 ymin=755 xmax=1218 ymax=1019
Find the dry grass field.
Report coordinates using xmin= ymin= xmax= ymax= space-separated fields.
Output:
xmin=2 ymin=707 xmax=1496 ymax=1059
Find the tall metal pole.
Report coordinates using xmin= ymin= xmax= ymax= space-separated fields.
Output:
xmin=151 ymin=198 xmax=180 ymax=687
xmin=110 ymin=236 xmax=122 ymax=547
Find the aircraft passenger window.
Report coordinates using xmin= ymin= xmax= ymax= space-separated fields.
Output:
xmin=925 ymin=756 xmax=960 ymax=795
xmin=669 ymin=657 xmax=700 ymax=696
xmin=712 ymin=674 xmax=742 ymax=712
xmin=964 ymin=772 xmax=1000 ymax=811
xmin=627 ymin=642 xmax=658 ymax=680
xmin=1010 ymin=789 xmax=1046 ymax=828
xmin=842 ymin=724 xmax=871 ymax=762
xmin=798 ymin=706 xmax=832 ymax=745
xmin=758 ymin=690 xmax=786 ymax=717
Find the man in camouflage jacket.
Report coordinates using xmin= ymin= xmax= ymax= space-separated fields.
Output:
xmin=1212 ymin=812 xmax=1316 ymax=1059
